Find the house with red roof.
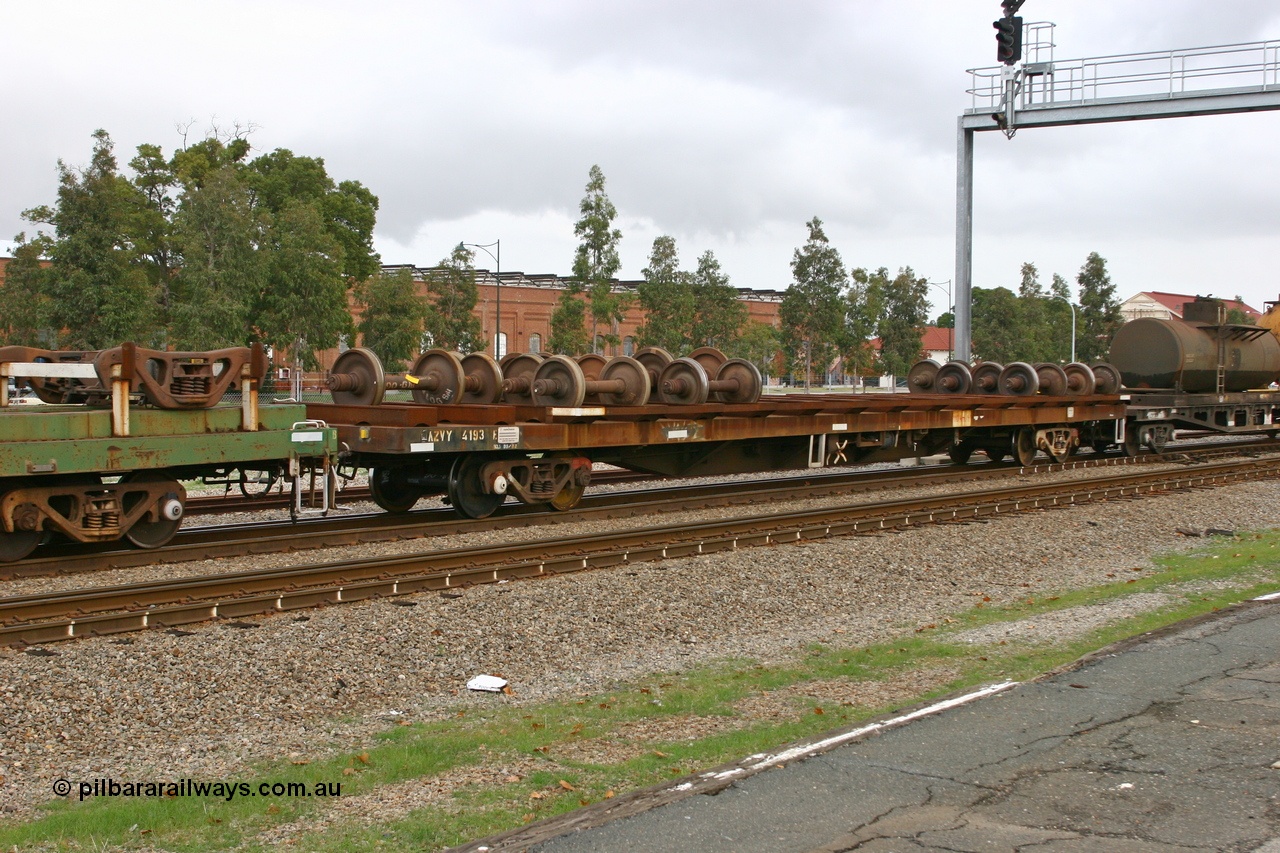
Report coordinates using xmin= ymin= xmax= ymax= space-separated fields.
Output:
xmin=1119 ymin=291 xmax=1261 ymax=323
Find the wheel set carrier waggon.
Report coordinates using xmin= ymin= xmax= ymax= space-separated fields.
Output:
xmin=309 ymin=345 xmax=1131 ymax=520
xmin=0 ymin=342 xmax=338 ymax=562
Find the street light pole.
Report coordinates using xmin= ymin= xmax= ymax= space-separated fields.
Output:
xmin=1054 ymin=295 xmax=1077 ymax=363
xmin=929 ymin=280 xmax=953 ymax=360
xmin=463 ymin=240 xmax=501 ymax=356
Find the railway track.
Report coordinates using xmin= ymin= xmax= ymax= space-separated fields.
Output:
xmin=3 ymin=438 xmax=1275 ymax=580
xmin=4 ymin=451 xmax=1280 ymax=646
xmin=1 ymin=451 xmax=1159 ymax=579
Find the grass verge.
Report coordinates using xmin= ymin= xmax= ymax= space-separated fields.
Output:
xmin=4 ymin=529 xmax=1278 ymax=852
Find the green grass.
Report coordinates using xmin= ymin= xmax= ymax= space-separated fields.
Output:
xmin=5 ymin=530 xmax=1278 ymax=852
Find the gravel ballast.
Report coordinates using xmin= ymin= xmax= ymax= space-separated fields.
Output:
xmin=1 ymin=468 xmax=1278 ymax=824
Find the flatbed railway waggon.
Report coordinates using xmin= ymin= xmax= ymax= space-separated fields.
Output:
xmin=0 ymin=343 xmax=337 ymax=561
xmin=304 ymin=345 xmax=1127 ymax=518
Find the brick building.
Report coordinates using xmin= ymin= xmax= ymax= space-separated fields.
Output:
xmin=374 ymin=264 xmax=783 ymax=361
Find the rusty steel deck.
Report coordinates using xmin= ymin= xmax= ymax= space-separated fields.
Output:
xmin=307 ymin=394 xmax=1125 ymax=457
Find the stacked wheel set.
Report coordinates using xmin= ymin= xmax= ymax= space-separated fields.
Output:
xmin=327 ymin=346 xmax=764 ymax=407
xmin=906 ymin=359 xmax=1122 ymax=397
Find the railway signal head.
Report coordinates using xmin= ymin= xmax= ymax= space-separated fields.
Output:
xmin=994 ymin=16 xmax=1022 ymax=65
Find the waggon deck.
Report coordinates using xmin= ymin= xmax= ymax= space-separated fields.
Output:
xmin=0 ymin=403 xmax=335 ymax=479
xmin=308 ymin=394 xmax=1126 ymax=457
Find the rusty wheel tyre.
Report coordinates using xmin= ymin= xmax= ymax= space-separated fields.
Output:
xmin=906 ymin=359 xmax=941 ymax=393
xmin=1012 ymin=427 xmax=1037 ymax=466
xmin=369 ymin=467 xmax=421 ymax=513
xmin=124 ymin=477 xmax=185 ymax=549
xmin=972 ymin=362 xmax=1003 ymax=394
xmin=460 ymin=352 xmax=504 ymax=405
xmin=1063 ymin=362 xmax=1096 ymax=396
xmin=635 ymin=347 xmax=674 ymax=392
xmin=998 ymin=362 xmax=1039 ymax=396
xmin=598 ymin=356 xmax=651 ymax=407
xmin=531 ymin=355 xmax=587 ymax=407
xmin=575 ymin=354 xmax=608 ymax=404
xmin=712 ymin=359 xmax=763 ymax=404
xmin=935 ymin=361 xmax=973 ymax=394
xmin=0 ymin=520 xmax=41 ymax=562
xmin=688 ymin=346 xmax=728 ymax=377
xmin=500 ymin=351 xmax=543 ymax=371
xmin=410 ymin=349 xmax=466 ymax=405
xmin=1034 ymin=363 xmax=1069 ymax=397
xmin=500 ymin=354 xmax=543 ymax=405
xmin=657 ymin=357 xmax=711 ymax=405
xmin=1091 ymin=362 xmax=1122 ymax=395
xmin=447 ymin=456 xmax=505 ymax=519
xmin=328 ymin=348 xmax=387 ymax=406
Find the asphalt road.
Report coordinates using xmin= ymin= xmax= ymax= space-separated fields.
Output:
xmin=462 ymin=594 xmax=1280 ymax=852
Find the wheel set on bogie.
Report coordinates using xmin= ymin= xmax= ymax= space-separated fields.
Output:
xmin=326 ymin=346 xmax=763 ymax=409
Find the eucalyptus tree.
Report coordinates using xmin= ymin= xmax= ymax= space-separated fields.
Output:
xmin=1076 ymin=252 xmax=1123 ymax=362
xmin=780 ymin=217 xmax=848 ymax=387
xmin=636 ymin=235 xmax=695 ymax=352
xmin=422 ymin=244 xmax=483 ymax=354
xmin=356 ymin=266 xmax=427 ymax=372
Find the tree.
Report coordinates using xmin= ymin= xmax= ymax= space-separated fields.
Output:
xmin=971 ymin=286 xmax=1026 ymax=363
xmin=873 ymin=267 xmax=930 ymax=379
xmin=168 ymin=164 xmax=263 ymax=349
xmin=846 ymin=268 xmax=885 ymax=383
xmin=356 ymin=267 xmax=426 ymax=371
xmin=690 ymin=250 xmax=747 ymax=348
xmin=724 ymin=321 xmax=781 ymax=379
xmin=780 ymin=217 xmax=848 ymax=387
xmin=422 ymin=245 xmax=483 ymax=353
xmin=572 ymin=165 xmax=624 ymax=354
xmin=1225 ymin=295 xmax=1252 ymax=325
xmin=1076 ymin=251 xmax=1123 ymax=362
xmin=21 ymin=129 xmax=160 ymax=349
xmin=0 ymin=234 xmax=55 ymax=345
xmin=636 ymin=235 xmax=695 ymax=353
xmin=254 ymin=200 xmax=352 ymax=369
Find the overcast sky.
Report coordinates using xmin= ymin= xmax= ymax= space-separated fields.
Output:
xmin=4 ymin=0 xmax=1279 ymax=319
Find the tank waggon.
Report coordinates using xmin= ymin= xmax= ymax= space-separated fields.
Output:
xmin=1107 ymin=298 xmax=1280 ymax=453
xmin=1109 ymin=314 xmax=1280 ymax=393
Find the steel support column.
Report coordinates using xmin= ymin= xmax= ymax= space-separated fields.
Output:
xmin=954 ymin=119 xmax=974 ymax=363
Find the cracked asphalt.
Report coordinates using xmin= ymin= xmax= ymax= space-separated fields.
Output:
xmin=496 ymin=598 xmax=1280 ymax=852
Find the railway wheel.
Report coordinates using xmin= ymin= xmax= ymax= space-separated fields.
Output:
xmin=369 ymin=467 xmax=421 ymax=513
xmin=1062 ymin=363 xmax=1096 ymax=396
xmin=972 ymin=362 xmax=1003 ymax=394
xmin=460 ymin=353 xmax=504 ymax=404
xmin=907 ymin=359 xmax=940 ymax=393
xmin=548 ymin=455 xmax=587 ymax=512
xmin=657 ymin=358 xmax=711 ymax=405
xmin=948 ymin=442 xmax=974 ymax=464
xmin=984 ymin=446 xmax=1007 ymax=463
xmin=447 ymin=456 xmax=505 ymax=519
xmin=1091 ymin=362 xmax=1122 ymax=395
xmin=1034 ymin=363 xmax=1069 ymax=397
xmin=237 ymin=467 xmax=280 ymax=498
xmin=0 ymin=524 xmax=42 ymax=562
xmin=1123 ymin=425 xmax=1143 ymax=457
xmin=1012 ymin=427 xmax=1037 ymax=466
xmin=935 ymin=361 xmax=973 ymax=394
xmin=688 ymin=347 xmax=728 ymax=377
xmin=998 ymin=362 xmax=1039 ymax=396
xmin=410 ymin=349 xmax=466 ymax=405
xmin=123 ymin=475 xmax=185 ymax=549
xmin=329 ymin=348 xmax=386 ymax=406
xmin=1092 ymin=441 xmax=1111 ymax=454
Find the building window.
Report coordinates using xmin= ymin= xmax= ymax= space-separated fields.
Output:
xmin=528 ymin=333 xmax=541 ymax=353
xmin=494 ymin=332 xmax=508 ymax=359
xmin=623 ymin=336 xmax=635 ymax=356
xmin=593 ymin=334 xmax=604 ymax=355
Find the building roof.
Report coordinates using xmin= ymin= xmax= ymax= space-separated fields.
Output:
xmin=1127 ymin=291 xmax=1261 ymax=319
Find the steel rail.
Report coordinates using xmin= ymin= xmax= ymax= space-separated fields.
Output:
xmin=2 ymin=438 xmax=1273 ymax=579
xmin=4 ymin=455 xmax=1279 ymax=646
xmin=1 ymin=452 xmax=1145 ymax=579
